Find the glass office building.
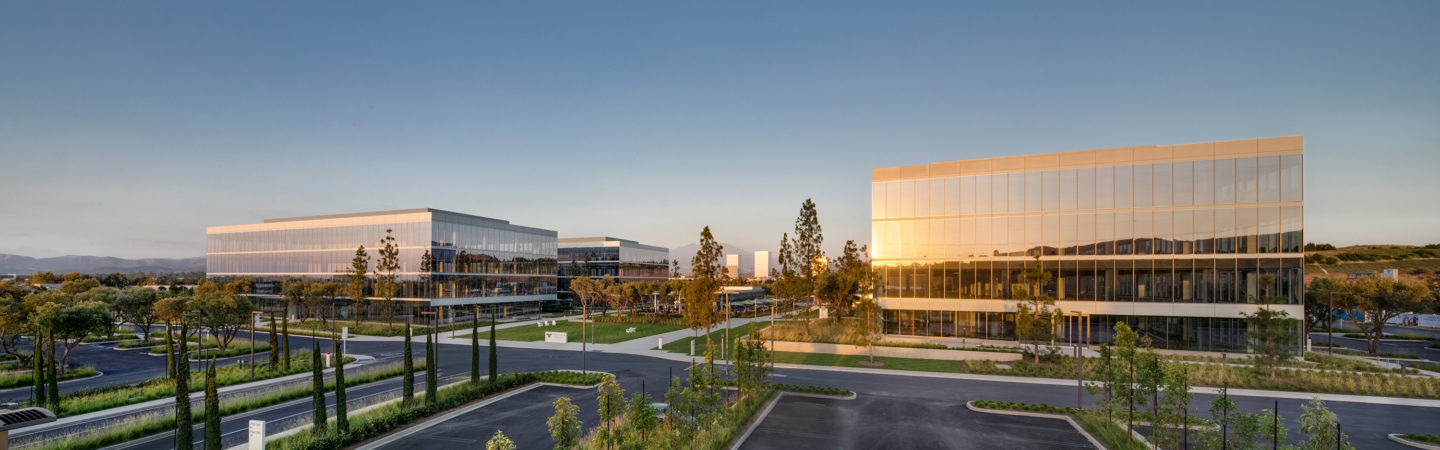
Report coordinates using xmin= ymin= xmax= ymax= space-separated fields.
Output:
xmin=871 ymin=137 xmax=1304 ymax=352
xmin=557 ymin=236 xmax=669 ymax=300
xmin=207 ymin=208 xmax=558 ymax=306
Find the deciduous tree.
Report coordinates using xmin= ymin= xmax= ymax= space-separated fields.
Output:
xmin=1333 ymin=276 xmax=1431 ymax=355
xmin=547 ymin=396 xmax=581 ymax=449
xmin=115 ymin=287 xmax=159 ymax=341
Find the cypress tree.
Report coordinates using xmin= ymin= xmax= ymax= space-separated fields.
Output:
xmin=268 ymin=311 xmax=279 ymax=368
xmin=175 ymin=322 xmax=193 ymax=450
xmin=333 ymin=324 xmax=348 ymax=433
xmin=470 ymin=308 xmax=479 ymax=385
xmin=204 ymin=358 xmax=220 ymax=450
xmin=32 ymin=336 xmax=46 ymax=406
xmin=165 ymin=322 xmax=175 ymax=379
xmin=425 ymin=329 xmax=436 ymax=405
xmin=311 ymin=339 xmax=328 ymax=436
xmin=281 ymin=310 xmax=291 ymax=371
xmin=402 ymin=320 xmax=413 ymax=406
xmin=488 ymin=309 xmax=497 ymax=386
xmin=46 ymin=330 xmax=58 ymax=410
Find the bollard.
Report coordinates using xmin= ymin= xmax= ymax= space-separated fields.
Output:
xmin=658 ymin=336 xmax=664 ymax=350
xmin=690 ymin=340 xmax=695 ymax=356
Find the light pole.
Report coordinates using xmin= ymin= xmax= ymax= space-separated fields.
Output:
xmin=1071 ymin=310 xmax=1085 ymax=410
xmin=250 ymin=311 xmax=261 ymax=379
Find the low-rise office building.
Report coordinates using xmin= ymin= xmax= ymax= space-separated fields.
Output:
xmin=206 ymin=208 xmax=558 ymax=308
xmin=556 ymin=236 xmax=669 ymax=301
xmin=871 ymin=137 xmax=1304 ymax=352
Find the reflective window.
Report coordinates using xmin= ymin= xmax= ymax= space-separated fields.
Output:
xmin=1194 ymin=160 xmax=1214 ymax=206
xmin=992 ymin=175 xmax=1008 ymax=214
xmin=1152 ymin=211 xmax=1171 ymax=254
xmin=1114 ymin=165 xmax=1133 ymax=209
xmin=886 ymin=181 xmax=901 ymax=218
xmin=960 ymin=176 xmax=976 ymax=215
xmin=1153 ymin=163 xmax=1172 ymax=207
xmin=1258 ymin=156 xmax=1280 ymax=203
xmin=1061 ymin=169 xmax=1078 ymax=211
xmin=1281 ymin=155 xmax=1303 ymax=202
xmin=1174 ymin=209 xmax=1193 ymax=255
xmin=1173 ymin=161 xmax=1193 ymax=207
xmin=900 ymin=180 xmax=915 ymax=217
xmin=1115 ymin=212 xmax=1133 ymax=255
xmin=1043 ymin=215 xmax=1059 ymax=256
xmin=945 ymin=177 xmax=960 ymax=216
xmin=1095 ymin=213 xmax=1114 ymax=256
xmin=1134 ymin=164 xmax=1152 ymax=208
xmin=1238 ymin=207 xmax=1258 ymax=253
xmin=931 ymin=178 xmax=947 ymax=216
xmin=915 ymin=179 xmax=930 ymax=217
xmin=1215 ymin=159 xmax=1235 ymax=205
xmin=1043 ymin=170 xmax=1060 ymax=212
xmin=1194 ymin=209 xmax=1215 ymax=255
xmin=1024 ymin=172 xmax=1042 ymax=212
xmin=1095 ymin=166 xmax=1115 ymax=210
xmin=1134 ymin=212 xmax=1152 ymax=255
xmin=976 ymin=175 xmax=992 ymax=214
xmin=1236 ymin=157 xmax=1258 ymax=204
xmin=872 ymin=183 xmax=886 ymax=219
xmin=1077 ymin=167 xmax=1095 ymax=211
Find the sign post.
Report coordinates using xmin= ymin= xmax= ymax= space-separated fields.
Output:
xmin=248 ymin=420 xmax=266 ymax=450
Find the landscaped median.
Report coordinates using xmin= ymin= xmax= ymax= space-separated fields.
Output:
xmin=47 ymin=352 xmax=352 ymax=418
xmin=0 ymin=366 xmax=98 ymax=389
xmin=23 ymin=358 xmax=410 ymax=450
xmin=267 ymin=371 xmax=608 ymax=450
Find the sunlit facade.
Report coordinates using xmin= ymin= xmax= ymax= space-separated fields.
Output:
xmin=556 ymin=237 xmax=668 ymax=299
xmin=207 ymin=208 xmax=557 ymax=306
xmin=871 ymin=137 xmax=1304 ymax=352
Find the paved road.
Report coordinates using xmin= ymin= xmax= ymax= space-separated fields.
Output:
xmin=16 ymin=328 xmax=1437 ymax=450
xmin=742 ymin=394 xmax=1095 ymax=449
xmin=1308 ymin=331 xmax=1440 ymax=363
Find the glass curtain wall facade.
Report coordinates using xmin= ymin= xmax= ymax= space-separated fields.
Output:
xmin=871 ymin=137 xmax=1304 ymax=352
xmin=207 ymin=208 xmax=557 ymax=306
xmin=557 ymin=237 xmax=669 ymax=300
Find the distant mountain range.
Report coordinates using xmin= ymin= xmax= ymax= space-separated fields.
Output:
xmin=0 ymin=254 xmax=205 ymax=275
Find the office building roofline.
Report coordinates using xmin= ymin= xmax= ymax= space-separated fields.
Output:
xmin=873 ymin=136 xmax=1303 ymax=182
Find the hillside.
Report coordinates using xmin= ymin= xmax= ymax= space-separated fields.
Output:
xmin=0 ymin=254 xmax=205 ymax=275
xmin=1304 ymin=244 xmax=1440 ymax=281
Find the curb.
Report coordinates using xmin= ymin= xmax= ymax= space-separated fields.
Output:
xmin=964 ymin=401 xmax=1112 ymax=450
xmin=1391 ymin=434 xmax=1440 ymax=450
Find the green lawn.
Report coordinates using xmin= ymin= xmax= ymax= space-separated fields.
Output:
xmin=771 ymin=351 xmax=967 ymax=373
xmin=664 ymin=322 xmax=768 ymax=355
xmin=465 ymin=320 xmax=684 ymax=344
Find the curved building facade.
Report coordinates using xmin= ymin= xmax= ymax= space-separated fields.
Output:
xmin=871 ymin=137 xmax=1304 ymax=352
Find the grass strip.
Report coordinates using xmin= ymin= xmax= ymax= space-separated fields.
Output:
xmin=0 ymin=366 xmax=98 ymax=389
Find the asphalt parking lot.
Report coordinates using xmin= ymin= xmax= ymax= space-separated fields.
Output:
xmin=738 ymin=393 xmax=1097 ymax=449
xmin=368 ymin=384 xmax=601 ymax=450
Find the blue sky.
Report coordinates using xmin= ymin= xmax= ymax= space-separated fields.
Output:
xmin=1 ymin=1 xmax=1437 ymax=259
